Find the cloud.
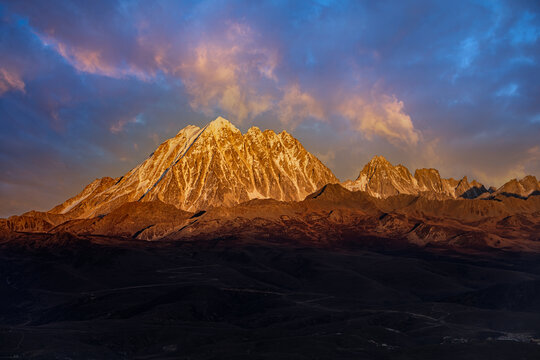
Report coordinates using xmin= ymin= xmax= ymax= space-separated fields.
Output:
xmin=16 ymin=4 xmax=421 ymax=142
xmin=37 ymin=19 xmax=279 ymax=123
xmin=109 ymin=113 xmax=145 ymax=134
xmin=510 ymin=11 xmax=540 ymax=45
xmin=109 ymin=117 xmax=134 ymax=134
xmin=176 ymin=42 xmax=275 ymax=122
xmin=39 ymin=37 xmax=151 ymax=80
xmin=339 ymin=94 xmax=420 ymax=146
xmin=168 ymin=23 xmax=278 ymax=122
xmin=495 ymin=83 xmax=519 ymax=97
xmin=277 ymin=84 xmax=325 ymax=126
xmin=458 ymin=37 xmax=479 ymax=70
xmin=0 ymin=68 xmax=25 ymax=95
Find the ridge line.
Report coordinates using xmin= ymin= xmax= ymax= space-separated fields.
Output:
xmin=138 ymin=124 xmax=209 ymax=202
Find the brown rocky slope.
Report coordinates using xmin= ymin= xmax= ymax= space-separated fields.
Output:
xmin=4 ymin=183 xmax=535 ymax=253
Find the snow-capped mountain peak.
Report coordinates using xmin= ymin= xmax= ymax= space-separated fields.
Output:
xmin=50 ymin=117 xmax=338 ymax=218
xmin=206 ymin=116 xmax=240 ymax=134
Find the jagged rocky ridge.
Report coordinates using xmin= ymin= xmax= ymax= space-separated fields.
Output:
xmin=342 ymin=155 xmax=491 ymax=199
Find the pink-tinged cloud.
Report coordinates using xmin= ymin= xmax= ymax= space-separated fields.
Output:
xmin=110 ymin=115 xmax=143 ymax=134
xmin=39 ymin=35 xmax=152 ymax=80
xmin=167 ymin=23 xmax=278 ymax=122
xmin=0 ymin=68 xmax=25 ymax=95
xmin=277 ymin=84 xmax=325 ymax=126
xmin=339 ymin=94 xmax=420 ymax=146
xmin=177 ymin=43 xmax=275 ymax=122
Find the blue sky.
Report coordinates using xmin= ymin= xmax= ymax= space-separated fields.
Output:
xmin=0 ymin=0 xmax=539 ymax=216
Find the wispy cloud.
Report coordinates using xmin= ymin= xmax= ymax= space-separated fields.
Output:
xmin=38 ymin=36 xmax=152 ymax=81
xmin=0 ymin=68 xmax=25 ymax=95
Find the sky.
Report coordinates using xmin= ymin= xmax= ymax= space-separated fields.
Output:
xmin=0 ymin=0 xmax=539 ymax=217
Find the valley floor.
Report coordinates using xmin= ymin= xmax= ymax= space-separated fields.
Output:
xmin=2 ymin=235 xmax=540 ymax=359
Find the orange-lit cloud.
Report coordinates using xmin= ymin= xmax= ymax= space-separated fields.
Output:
xmin=168 ymin=23 xmax=278 ymax=122
xmin=56 ymin=43 xmax=114 ymax=76
xmin=277 ymin=84 xmax=325 ymax=126
xmin=0 ymin=68 xmax=25 ymax=95
xmin=176 ymin=44 xmax=274 ymax=122
xmin=339 ymin=94 xmax=420 ymax=146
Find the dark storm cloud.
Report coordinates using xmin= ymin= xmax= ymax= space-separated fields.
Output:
xmin=0 ymin=0 xmax=539 ymax=216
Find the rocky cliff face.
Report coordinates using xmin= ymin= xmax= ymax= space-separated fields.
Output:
xmin=49 ymin=117 xmax=338 ymax=218
xmin=414 ymin=168 xmax=455 ymax=197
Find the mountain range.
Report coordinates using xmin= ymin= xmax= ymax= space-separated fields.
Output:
xmin=1 ymin=117 xmax=539 ymax=252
